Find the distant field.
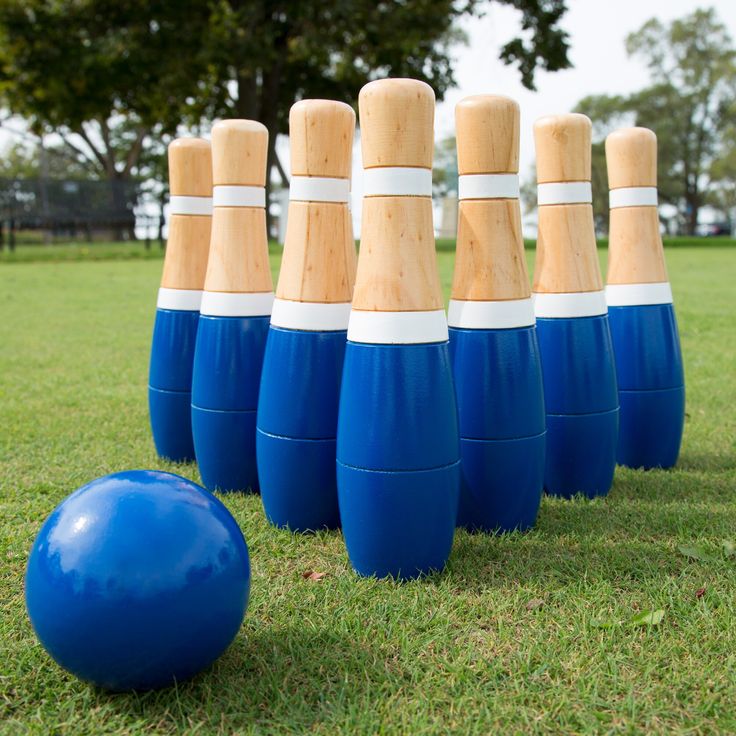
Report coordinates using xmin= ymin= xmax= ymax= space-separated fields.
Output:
xmin=0 ymin=235 xmax=733 ymax=264
xmin=1 ymin=246 xmax=735 ymax=734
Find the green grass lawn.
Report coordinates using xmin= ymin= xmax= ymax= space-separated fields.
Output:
xmin=1 ymin=244 xmax=735 ymax=734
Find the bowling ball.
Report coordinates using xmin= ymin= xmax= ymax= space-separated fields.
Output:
xmin=25 ymin=470 xmax=250 ymax=691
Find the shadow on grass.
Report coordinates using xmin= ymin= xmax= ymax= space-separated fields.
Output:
xmin=104 ymin=626 xmax=387 ymax=732
xmin=675 ymin=451 xmax=736 ymax=472
xmin=441 ymin=468 xmax=734 ymax=593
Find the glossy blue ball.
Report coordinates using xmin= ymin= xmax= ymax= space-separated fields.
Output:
xmin=25 ymin=470 xmax=250 ymax=691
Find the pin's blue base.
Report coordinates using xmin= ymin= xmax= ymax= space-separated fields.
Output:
xmin=191 ymin=406 xmax=258 ymax=493
xmin=148 ymin=386 xmax=195 ymax=463
xmin=257 ymin=327 xmax=347 ymax=531
xmin=457 ymin=433 xmax=545 ymax=532
xmin=337 ymin=460 xmax=460 ymax=580
xmin=544 ymin=408 xmax=619 ymax=498
xmin=337 ymin=341 xmax=460 ymax=579
xmin=257 ymin=430 xmax=339 ymax=531
xmin=536 ymin=315 xmax=619 ymax=498
xmin=191 ymin=314 xmax=269 ymax=494
xmin=608 ymin=303 xmax=685 ymax=469
xmin=149 ymin=308 xmax=200 ymax=462
xmin=617 ymin=387 xmax=685 ymax=469
xmin=449 ymin=325 xmax=546 ymax=532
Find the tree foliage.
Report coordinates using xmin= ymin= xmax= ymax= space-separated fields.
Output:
xmin=575 ymin=8 xmax=736 ymax=235
xmin=0 ymin=0 xmax=571 ymax=232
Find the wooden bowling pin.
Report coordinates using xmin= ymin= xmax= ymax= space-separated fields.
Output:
xmin=148 ymin=138 xmax=212 ymax=462
xmin=605 ymin=127 xmax=685 ymax=468
xmin=449 ymin=95 xmax=545 ymax=531
xmin=190 ymin=120 xmax=273 ymax=492
xmin=336 ymin=79 xmax=460 ymax=579
xmin=257 ymin=99 xmax=356 ymax=531
xmin=533 ymin=114 xmax=619 ymax=498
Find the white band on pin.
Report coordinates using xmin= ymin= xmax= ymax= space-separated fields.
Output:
xmin=157 ymin=288 xmax=203 ymax=311
xmin=458 ymin=174 xmax=520 ymax=201
xmin=200 ymin=291 xmax=274 ymax=317
xmin=270 ymin=298 xmax=351 ymax=331
xmin=537 ymin=182 xmax=592 ymax=206
xmin=447 ymin=297 xmax=535 ymax=329
xmin=606 ymin=282 xmax=673 ymax=306
xmin=347 ymin=309 xmax=448 ymax=344
xmin=168 ymin=196 xmax=213 ymax=216
xmin=213 ymin=185 xmax=266 ymax=208
xmin=363 ymin=167 xmax=433 ymax=197
xmin=289 ymin=176 xmax=350 ymax=203
xmin=609 ymin=187 xmax=658 ymax=209
xmin=533 ymin=290 xmax=607 ymax=318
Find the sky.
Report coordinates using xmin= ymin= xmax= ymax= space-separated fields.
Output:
xmin=340 ymin=0 xmax=736 ymax=233
xmin=436 ymin=0 xmax=736 ymax=178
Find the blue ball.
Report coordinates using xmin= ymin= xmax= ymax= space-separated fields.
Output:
xmin=25 ymin=470 xmax=250 ymax=691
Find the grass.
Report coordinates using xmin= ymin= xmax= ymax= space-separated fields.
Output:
xmin=2 ymin=235 xmax=734 ymax=264
xmin=1 ymin=244 xmax=735 ymax=734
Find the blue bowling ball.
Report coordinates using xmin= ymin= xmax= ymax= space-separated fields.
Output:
xmin=25 ymin=470 xmax=250 ymax=691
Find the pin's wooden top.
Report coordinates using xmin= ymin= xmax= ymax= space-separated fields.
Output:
xmin=211 ymin=119 xmax=268 ymax=187
xmin=455 ymin=95 xmax=519 ymax=175
xmin=605 ymin=127 xmax=657 ymax=189
xmin=168 ymin=138 xmax=212 ymax=197
xmin=359 ymin=78 xmax=435 ymax=169
xmin=289 ymin=100 xmax=355 ymax=178
xmin=534 ymin=113 xmax=591 ymax=183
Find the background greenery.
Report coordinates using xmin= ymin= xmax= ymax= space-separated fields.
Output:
xmin=1 ymin=244 xmax=735 ymax=734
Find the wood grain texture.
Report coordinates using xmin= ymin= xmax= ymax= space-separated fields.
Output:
xmin=452 ymin=200 xmax=530 ymax=300
xmin=289 ymin=100 xmax=355 ymax=178
xmin=168 ymin=138 xmax=212 ymax=197
xmin=276 ymin=202 xmax=356 ymax=302
xmin=606 ymin=127 xmax=657 ymax=189
xmin=455 ymin=95 xmax=519 ymax=175
xmin=607 ymin=207 xmax=668 ymax=283
xmin=533 ymin=205 xmax=603 ymax=293
xmin=353 ymin=196 xmax=443 ymax=311
xmin=534 ymin=114 xmax=591 ymax=183
xmin=160 ymin=215 xmax=212 ymax=289
xmin=359 ymin=79 xmax=435 ymax=169
xmin=204 ymin=208 xmax=273 ymax=293
xmin=212 ymin=119 xmax=268 ymax=186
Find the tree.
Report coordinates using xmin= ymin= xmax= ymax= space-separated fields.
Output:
xmin=575 ymin=9 xmax=736 ymax=235
xmin=0 ymin=0 xmax=571 ymax=236
xmin=0 ymin=0 xmax=213 ymax=238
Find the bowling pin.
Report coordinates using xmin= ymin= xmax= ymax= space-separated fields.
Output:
xmin=605 ymin=127 xmax=685 ymax=468
xmin=191 ymin=120 xmax=273 ymax=492
xmin=337 ymin=79 xmax=460 ymax=579
xmin=257 ymin=99 xmax=357 ymax=531
xmin=448 ymin=95 xmax=545 ymax=531
xmin=533 ymin=114 xmax=619 ymax=498
xmin=149 ymin=138 xmax=212 ymax=462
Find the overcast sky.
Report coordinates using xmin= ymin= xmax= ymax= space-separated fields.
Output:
xmin=342 ymin=0 xmax=736 ymax=231
xmin=436 ymin=0 xmax=736 ymax=178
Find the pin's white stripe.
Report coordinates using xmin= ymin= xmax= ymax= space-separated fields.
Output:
xmin=448 ymin=298 xmax=535 ymax=329
xmin=606 ymin=282 xmax=672 ymax=306
xmin=213 ymin=185 xmax=266 ymax=208
xmin=270 ymin=299 xmax=351 ymax=331
xmin=157 ymin=288 xmax=202 ymax=311
xmin=609 ymin=186 xmax=658 ymax=209
xmin=363 ymin=167 xmax=432 ymax=197
xmin=200 ymin=291 xmax=274 ymax=317
xmin=458 ymin=174 xmax=520 ymax=200
xmin=537 ymin=182 xmax=592 ymax=206
xmin=533 ymin=290 xmax=607 ymax=318
xmin=347 ymin=309 xmax=448 ymax=344
xmin=169 ymin=195 xmax=213 ymax=216
xmin=289 ymin=176 xmax=350 ymax=203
